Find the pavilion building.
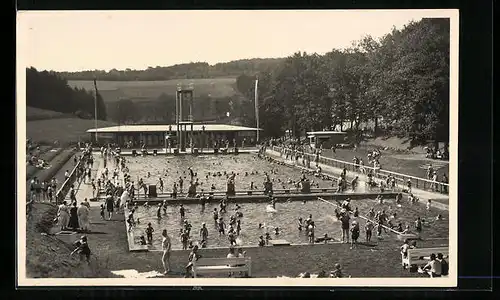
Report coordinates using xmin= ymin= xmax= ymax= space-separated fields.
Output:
xmin=86 ymin=124 xmax=261 ymax=148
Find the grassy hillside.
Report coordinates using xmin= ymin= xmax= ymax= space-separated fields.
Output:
xmin=27 ymin=118 xmax=116 ymax=145
xmin=26 ymin=202 xmax=118 ymax=278
xmin=67 ymin=77 xmax=238 ymax=103
xmin=26 ymin=106 xmax=72 ymax=121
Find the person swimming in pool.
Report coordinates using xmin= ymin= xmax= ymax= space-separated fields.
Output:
xmin=265 ymin=232 xmax=272 ymax=245
xmin=179 ymin=204 xmax=186 ymax=218
xmin=157 ymin=204 xmax=162 ymax=219
xmin=217 ymin=217 xmax=226 ymax=236
xmin=220 ymin=198 xmax=227 ymax=213
xmin=162 ymin=200 xmax=167 ymax=215
xmin=213 ymin=208 xmax=219 ymax=224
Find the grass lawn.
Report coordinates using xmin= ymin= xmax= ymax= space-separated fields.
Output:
xmin=27 ymin=118 xmax=116 ymax=146
xmin=321 ymin=147 xmax=449 ymax=179
xmin=67 ymin=78 xmax=238 ymax=102
xmin=25 ymin=203 xmax=118 ymax=278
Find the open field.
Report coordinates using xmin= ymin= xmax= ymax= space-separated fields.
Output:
xmin=27 ymin=118 xmax=116 ymax=145
xmin=67 ymin=78 xmax=238 ymax=103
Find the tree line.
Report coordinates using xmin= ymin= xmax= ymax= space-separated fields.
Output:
xmin=235 ymin=18 xmax=450 ymax=147
xmin=57 ymin=58 xmax=285 ymax=81
xmin=26 ymin=67 xmax=107 ymax=120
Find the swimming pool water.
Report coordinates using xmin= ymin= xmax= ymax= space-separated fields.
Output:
xmin=124 ymin=154 xmax=367 ymax=195
xmin=129 ymin=197 xmax=448 ymax=250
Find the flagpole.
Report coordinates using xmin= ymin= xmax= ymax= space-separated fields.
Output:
xmin=93 ymin=78 xmax=98 ymax=145
xmin=254 ymin=78 xmax=259 ymax=143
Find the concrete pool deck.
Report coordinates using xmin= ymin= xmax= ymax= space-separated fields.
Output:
xmin=97 ymin=191 xmax=400 ymax=204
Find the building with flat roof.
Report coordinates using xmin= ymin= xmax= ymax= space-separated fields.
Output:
xmin=86 ymin=124 xmax=261 ymax=148
xmin=306 ymin=131 xmax=348 ymax=149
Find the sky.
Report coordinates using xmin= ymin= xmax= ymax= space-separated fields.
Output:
xmin=17 ymin=10 xmax=452 ymax=72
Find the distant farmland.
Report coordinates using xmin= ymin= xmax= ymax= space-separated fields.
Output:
xmin=26 ymin=106 xmax=71 ymax=121
xmin=27 ymin=118 xmax=116 ymax=145
xmin=67 ymin=77 xmax=238 ymax=103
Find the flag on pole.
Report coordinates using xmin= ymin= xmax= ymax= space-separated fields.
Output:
xmin=93 ymin=78 xmax=99 ymax=143
xmin=254 ymin=78 xmax=259 ymax=142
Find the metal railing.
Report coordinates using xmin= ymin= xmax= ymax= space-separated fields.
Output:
xmin=55 ymin=154 xmax=88 ymax=204
xmin=270 ymin=146 xmax=449 ymax=195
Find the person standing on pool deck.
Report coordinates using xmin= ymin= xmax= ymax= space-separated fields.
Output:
xmin=105 ymin=195 xmax=114 ymax=220
xmin=161 ymin=229 xmax=171 ymax=275
xmin=68 ymin=202 xmax=79 ymax=231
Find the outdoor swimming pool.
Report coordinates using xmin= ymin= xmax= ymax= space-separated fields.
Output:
xmin=128 ymin=195 xmax=448 ymax=250
xmin=121 ymin=154 xmax=448 ymax=250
